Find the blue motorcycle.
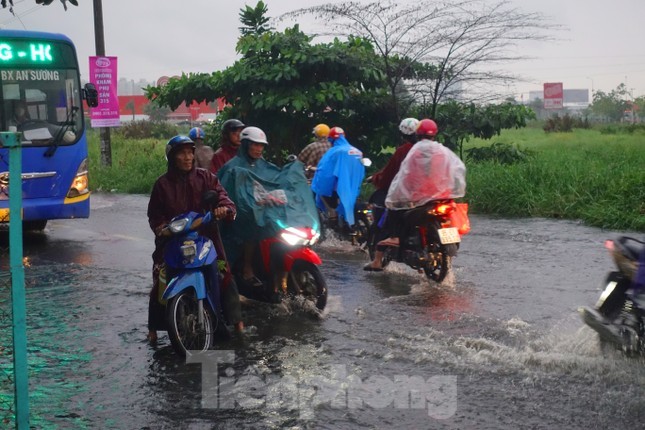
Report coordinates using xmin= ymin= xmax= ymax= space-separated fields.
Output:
xmin=160 ymin=209 xmax=229 ymax=356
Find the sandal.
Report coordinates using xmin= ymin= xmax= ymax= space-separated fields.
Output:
xmin=377 ymin=237 xmax=399 ymax=247
xmin=363 ymin=263 xmax=383 ymax=272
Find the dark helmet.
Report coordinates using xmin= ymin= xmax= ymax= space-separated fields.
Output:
xmin=221 ymin=119 xmax=245 ymax=136
xmin=189 ymin=127 xmax=205 ymax=140
xmin=165 ymin=135 xmax=194 ymax=160
xmin=416 ymin=119 xmax=438 ymax=137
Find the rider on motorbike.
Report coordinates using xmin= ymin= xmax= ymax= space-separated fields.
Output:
xmin=311 ymin=126 xmax=365 ymax=229
xmin=298 ymin=123 xmax=332 ymax=181
xmin=217 ymin=126 xmax=284 ymax=288
xmin=210 ymin=118 xmax=246 ymax=175
xmin=364 ymin=119 xmax=466 ymax=270
xmin=189 ymin=126 xmax=214 ymax=169
xmin=363 ymin=118 xmax=419 ymax=271
xmin=147 ymin=135 xmax=243 ymax=343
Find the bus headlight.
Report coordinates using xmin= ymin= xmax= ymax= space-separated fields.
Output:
xmin=66 ymin=158 xmax=89 ymax=198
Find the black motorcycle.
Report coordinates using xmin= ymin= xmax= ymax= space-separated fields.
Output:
xmin=317 ymin=200 xmax=373 ymax=247
xmin=579 ymin=236 xmax=645 ymax=355
xmin=366 ymin=200 xmax=468 ymax=283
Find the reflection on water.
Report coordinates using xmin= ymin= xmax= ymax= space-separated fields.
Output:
xmin=0 ymin=212 xmax=644 ymax=428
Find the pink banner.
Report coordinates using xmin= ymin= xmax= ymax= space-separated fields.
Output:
xmin=89 ymin=56 xmax=120 ymax=127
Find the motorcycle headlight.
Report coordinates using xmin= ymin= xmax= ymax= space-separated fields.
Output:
xmin=181 ymin=242 xmax=197 ymax=259
xmin=169 ymin=217 xmax=189 ymax=233
xmin=280 ymin=227 xmax=309 ymax=246
xmin=309 ymin=229 xmax=320 ymax=246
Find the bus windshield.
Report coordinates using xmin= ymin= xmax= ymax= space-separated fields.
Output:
xmin=0 ymin=39 xmax=83 ymax=146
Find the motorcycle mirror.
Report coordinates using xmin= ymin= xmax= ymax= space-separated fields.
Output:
xmin=361 ymin=158 xmax=372 ymax=167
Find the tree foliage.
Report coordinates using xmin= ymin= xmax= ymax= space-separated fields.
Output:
xmin=146 ymin=1 xmax=538 ymax=164
xmin=239 ymin=0 xmax=273 ymax=36
xmin=283 ymin=0 xmax=558 ymax=118
xmin=431 ymin=101 xmax=535 ymax=157
xmin=146 ymin=17 xmax=391 ymax=160
xmin=590 ymin=84 xmax=630 ymax=122
xmin=2 ymin=0 xmax=77 ymax=12
xmin=143 ymin=101 xmax=171 ymax=123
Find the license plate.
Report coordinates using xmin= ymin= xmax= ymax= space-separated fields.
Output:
xmin=438 ymin=227 xmax=461 ymax=244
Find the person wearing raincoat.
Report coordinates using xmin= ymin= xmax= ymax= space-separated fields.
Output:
xmin=217 ymin=126 xmax=318 ymax=289
xmin=147 ymin=135 xmax=243 ymax=343
xmin=310 ymin=126 xmax=365 ymax=228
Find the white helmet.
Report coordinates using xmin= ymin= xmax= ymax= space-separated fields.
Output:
xmin=398 ymin=118 xmax=419 ymax=136
xmin=240 ymin=126 xmax=268 ymax=144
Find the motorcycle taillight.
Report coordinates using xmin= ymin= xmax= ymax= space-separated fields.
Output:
xmin=428 ymin=201 xmax=455 ymax=217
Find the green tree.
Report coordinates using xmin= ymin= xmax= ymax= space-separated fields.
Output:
xmin=146 ymin=12 xmax=389 ymax=159
xmin=239 ymin=1 xmax=273 ymax=36
xmin=590 ymin=84 xmax=629 ymax=122
xmin=632 ymin=95 xmax=645 ymax=122
xmin=432 ymin=101 xmax=535 ymax=157
xmin=143 ymin=101 xmax=171 ymax=123
xmin=125 ymin=99 xmax=136 ymax=121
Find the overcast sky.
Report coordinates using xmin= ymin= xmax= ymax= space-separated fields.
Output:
xmin=2 ymin=0 xmax=644 ymax=100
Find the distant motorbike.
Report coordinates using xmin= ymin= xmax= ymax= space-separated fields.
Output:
xmin=317 ymin=200 xmax=373 ymax=247
xmin=579 ymin=236 xmax=645 ymax=355
xmin=307 ymin=158 xmax=374 ymax=247
xmin=366 ymin=200 xmax=470 ymax=283
xmin=159 ymin=208 xmax=230 ymax=357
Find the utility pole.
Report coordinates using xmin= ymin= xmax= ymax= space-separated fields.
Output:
xmin=93 ymin=0 xmax=112 ymax=167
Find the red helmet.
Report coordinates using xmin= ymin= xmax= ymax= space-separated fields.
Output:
xmin=416 ymin=119 xmax=438 ymax=137
xmin=328 ymin=126 xmax=345 ymax=140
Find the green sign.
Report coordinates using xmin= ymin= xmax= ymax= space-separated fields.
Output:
xmin=0 ymin=39 xmax=75 ymax=68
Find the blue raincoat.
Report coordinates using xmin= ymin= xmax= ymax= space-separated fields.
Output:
xmin=311 ymin=135 xmax=365 ymax=226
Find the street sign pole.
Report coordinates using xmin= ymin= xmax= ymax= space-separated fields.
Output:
xmin=1 ymin=131 xmax=30 ymax=428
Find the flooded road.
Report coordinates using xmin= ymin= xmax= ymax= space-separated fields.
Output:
xmin=1 ymin=193 xmax=643 ymax=429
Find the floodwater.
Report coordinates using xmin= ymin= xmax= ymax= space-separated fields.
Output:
xmin=0 ymin=193 xmax=643 ymax=429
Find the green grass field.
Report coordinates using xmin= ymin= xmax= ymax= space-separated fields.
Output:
xmin=464 ymin=127 xmax=644 ymax=231
xmin=88 ymin=126 xmax=645 ymax=231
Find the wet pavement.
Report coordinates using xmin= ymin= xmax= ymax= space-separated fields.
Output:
xmin=0 ymin=193 xmax=644 ymax=429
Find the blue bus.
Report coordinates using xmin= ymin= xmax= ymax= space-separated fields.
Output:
xmin=0 ymin=30 xmax=98 ymax=231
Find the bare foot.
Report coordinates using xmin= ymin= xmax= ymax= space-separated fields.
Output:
xmin=147 ymin=330 xmax=158 ymax=344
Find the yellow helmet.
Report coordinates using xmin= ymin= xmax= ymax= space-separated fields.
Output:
xmin=312 ymin=123 xmax=330 ymax=138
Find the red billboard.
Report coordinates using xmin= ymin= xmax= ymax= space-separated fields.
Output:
xmin=543 ymin=82 xmax=563 ymax=109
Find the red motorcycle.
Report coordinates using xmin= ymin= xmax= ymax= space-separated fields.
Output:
xmin=233 ymin=225 xmax=328 ymax=310
xmin=367 ymin=200 xmax=470 ymax=283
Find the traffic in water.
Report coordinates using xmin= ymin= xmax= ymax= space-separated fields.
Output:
xmin=0 ymin=193 xmax=643 ymax=429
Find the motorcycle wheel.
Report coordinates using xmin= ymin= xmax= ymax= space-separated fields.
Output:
xmin=354 ymin=216 xmax=370 ymax=246
xmin=287 ymin=260 xmax=328 ymax=310
xmin=166 ymin=289 xmax=217 ymax=357
xmin=423 ymin=250 xmax=451 ymax=283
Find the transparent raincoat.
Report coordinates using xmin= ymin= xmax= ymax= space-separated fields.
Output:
xmin=385 ymin=139 xmax=466 ymax=209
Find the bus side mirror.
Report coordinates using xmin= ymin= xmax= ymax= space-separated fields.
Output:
xmin=83 ymin=83 xmax=99 ymax=108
